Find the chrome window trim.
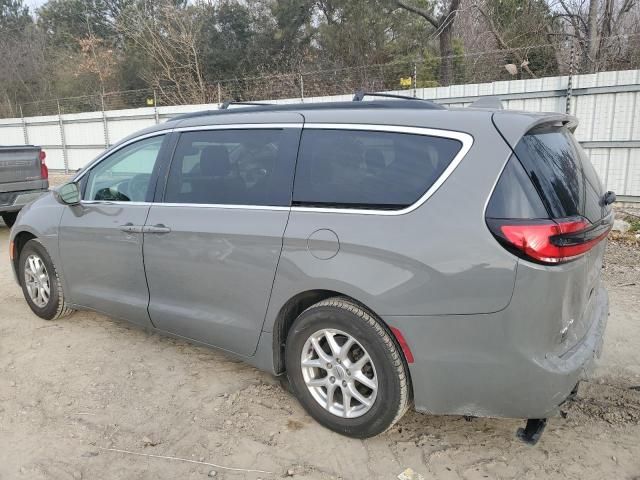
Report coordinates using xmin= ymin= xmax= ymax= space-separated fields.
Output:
xmin=74 ymin=122 xmax=473 ymax=214
xmin=173 ymin=123 xmax=303 ymax=133
xmin=151 ymin=202 xmax=290 ymax=211
xmin=80 ymin=200 xmax=153 ymax=206
xmin=74 ymin=130 xmax=173 ymax=182
xmin=291 ymin=123 xmax=474 ymax=216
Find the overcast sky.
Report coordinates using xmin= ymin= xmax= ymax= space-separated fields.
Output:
xmin=25 ymin=0 xmax=47 ymax=12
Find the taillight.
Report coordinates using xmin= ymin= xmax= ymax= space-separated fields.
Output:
xmin=487 ymin=216 xmax=612 ymax=265
xmin=40 ymin=150 xmax=48 ymax=180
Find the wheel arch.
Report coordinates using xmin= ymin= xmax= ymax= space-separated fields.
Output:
xmin=11 ymin=230 xmax=37 ymax=274
xmin=271 ymin=289 xmax=413 ymax=384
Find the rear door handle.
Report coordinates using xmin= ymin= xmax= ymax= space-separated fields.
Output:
xmin=143 ymin=224 xmax=172 ymax=234
xmin=120 ymin=223 xmax=144 ymax=233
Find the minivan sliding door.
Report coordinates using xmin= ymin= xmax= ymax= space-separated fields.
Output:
xmin=143 ymin=121 xmax=302 ymax=356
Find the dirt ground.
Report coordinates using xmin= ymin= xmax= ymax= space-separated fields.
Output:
xmin=1 ymin=222 xmax=639 ymax=480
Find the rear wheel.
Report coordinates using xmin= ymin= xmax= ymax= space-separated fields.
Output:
xmin=19 ymin=239 xmax=74 ymax=320
xmin=1 ymin=212 xmax=18 ymax=228
xmin=285 ymin=297 xmax=410 ymax=438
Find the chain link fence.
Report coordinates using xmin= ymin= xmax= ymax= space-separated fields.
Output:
xmin=7 ymin=38 xmax=640 ymax=120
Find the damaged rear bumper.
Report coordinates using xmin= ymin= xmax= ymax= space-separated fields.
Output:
xmin=383 ymin=286 xmax=608 ymax=419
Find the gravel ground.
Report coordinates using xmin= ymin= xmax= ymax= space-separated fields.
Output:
xmin=1 ymin=223 xmax=639 ymax=480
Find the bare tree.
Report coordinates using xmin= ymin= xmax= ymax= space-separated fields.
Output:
xmin=552 ymin=0 xmax=637 ymax=72
xmin=394 ymin=0 xmax=462 ymax=85
xmin=118 ymin=1 xmax=206 ymax=105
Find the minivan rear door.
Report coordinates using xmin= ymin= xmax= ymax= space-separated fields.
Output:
xmin=143 ymin=117 xmax=303 ymax=357
xmin=492 ymin=115 xmax=611 ymax=347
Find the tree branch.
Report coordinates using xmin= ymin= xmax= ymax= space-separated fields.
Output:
xmin=395 ymin=0 xmax=439 ymax=28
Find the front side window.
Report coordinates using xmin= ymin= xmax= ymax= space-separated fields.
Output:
xmin=85 ymin=135 xmax=165 ymax=202
xmin=164 ymin=128 xmax=299 ymax=206
xmin=292 ymin=129 xmax=462 ymax=209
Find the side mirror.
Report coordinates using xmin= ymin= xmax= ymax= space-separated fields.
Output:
xmin=54 ymin=182 xmax=81 ymax=206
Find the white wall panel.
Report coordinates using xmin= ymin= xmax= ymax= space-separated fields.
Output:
xmin=0 ymin=69 xmax=638 ymax=198
xmin=27 ymin=123 xmax=62 ymax=147
xmin=64 ymin=120 xmax=105 ymax=146
xmin=67 ymin=148 xmax=104 ymax=170
xmin=0 ymin=126 xmax=26 ymax=144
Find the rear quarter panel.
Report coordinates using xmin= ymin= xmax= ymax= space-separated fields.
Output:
xmin=264 ymin=109 xmax=520 ymax=329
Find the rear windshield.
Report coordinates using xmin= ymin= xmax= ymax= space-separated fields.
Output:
xmin=292 ymin=129 xmax=462 ymax=209
xmin=514 ymin=126 xmax=604 ymax=223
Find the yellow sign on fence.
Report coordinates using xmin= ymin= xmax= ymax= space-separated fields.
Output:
xmin=146 ymin=98 xmax=155 ymax=106
xmin=399 ymin=77 xmax=412 ymax=87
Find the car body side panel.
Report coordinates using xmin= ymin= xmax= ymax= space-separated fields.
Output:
xmin=265 ymin=112 xmax=518 ymax=327
xmin=383 ymin=269 xmax=608 ymax=418
xmin=57 ymin=203 xmax=153 ymax=328
xmin=143 ymin=206 xmax=291 ymax=357
xmin=9 ymin=192 xmax=65 ymax=282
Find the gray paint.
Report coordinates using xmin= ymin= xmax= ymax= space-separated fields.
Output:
xmin=9 ymin=104 xmax=609 ymax=421
xmin=58 ymin=203 xmax=153 ymax=327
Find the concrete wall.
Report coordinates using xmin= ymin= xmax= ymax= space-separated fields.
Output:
xmin=1 ymin=69 xmax=639 ymax=199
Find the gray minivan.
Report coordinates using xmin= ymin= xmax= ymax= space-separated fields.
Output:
xmin=9 ymin=97 xmax=613 ymax=440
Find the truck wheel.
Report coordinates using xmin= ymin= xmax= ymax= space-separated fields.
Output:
xmin=19 ymin=239 xmax=74 ymax=320
xmin=1 ymin=212 xmax=18 ymax=228
xmin=285 ymin=297 xmax=411 ymax=438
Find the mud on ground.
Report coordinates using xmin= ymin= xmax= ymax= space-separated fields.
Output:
xmin=1 ymin=224 xmax=639 ymax=480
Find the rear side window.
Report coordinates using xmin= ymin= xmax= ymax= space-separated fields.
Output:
xmin=164 ymin=128 xmax=300 ymax=206
xmin=487 ymin=155 xmax=548 ymax=219
xmin=292 ymin=129 xmax=462 ymax=209
xmin=514 ymin=126 xmax=604 ymax=222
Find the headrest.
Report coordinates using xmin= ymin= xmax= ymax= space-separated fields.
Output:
xmin=200 ymin=145 xmax=230 ymax=177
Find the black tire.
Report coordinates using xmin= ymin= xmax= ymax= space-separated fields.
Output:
xmin=285 ymin=296 xmax=411 ymax=438
xmin=1 ymin=212 xmax=18 ymax=228
xmin=18 ymin=239 xmax=74 ymax=320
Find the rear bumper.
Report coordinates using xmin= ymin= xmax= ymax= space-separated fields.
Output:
xmin=0 ymin=188 xmax=48 ymax=213
xmin=384 ymin=286 xmax=608 ymax=419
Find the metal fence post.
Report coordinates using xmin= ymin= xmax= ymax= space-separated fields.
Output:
xmin=566 ymin=40 xmax=575 ymax=115
xmin=300 ymin=74 xmax=305 ymax=102
xmin=217 ymin=83 xmax=222 ymax=106
xmin=101 ymin=93 xmax=110 ymax=148
xmin=413 ymin=63 xmax=418 ymax=98
xmin=19 ymin=105 xmax=29 ymax=145
xmin=57 ymin=100 xmax=69 ymax=174
xmin=153 ymin=90 xmax=159 ymax=124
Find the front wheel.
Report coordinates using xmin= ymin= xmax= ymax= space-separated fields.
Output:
xmin=19 ymin=239 xmax=74 ymax=320
xmin=285 ymin=297 xmax=411 ymax=438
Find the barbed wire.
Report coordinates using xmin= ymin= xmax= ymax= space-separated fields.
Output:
xmin=5 ymin=35 xmax=640 ymax=120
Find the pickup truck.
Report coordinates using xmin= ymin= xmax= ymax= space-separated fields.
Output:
xmin=0 ymin=146 xmax=49 ymax=227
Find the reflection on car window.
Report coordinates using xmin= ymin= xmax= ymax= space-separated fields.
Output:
xmin=292 ymin=129 xmax=462 ymax=209
xmin=164 ymin=129 xmax=299 ymax=206
xmin=85 ymin=136 xmax=165 ymax=202
xmin=514 ymin=127 xmax=604 ymax=222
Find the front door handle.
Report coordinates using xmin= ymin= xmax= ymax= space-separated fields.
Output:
xmin=143 ymin=224 xmax=172 ymax=234
xmin=120 ymin=223 xmax=144 ymax=233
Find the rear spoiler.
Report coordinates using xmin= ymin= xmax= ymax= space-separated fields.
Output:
xmin=492 ymin=111 xmax=578 ymax=151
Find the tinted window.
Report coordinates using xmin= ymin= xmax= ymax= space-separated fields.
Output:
xmin=487 ymin=155 xmax=548 ymax=219
xmin=85 ymin=135 xmax=165 ymax=202
xmin=164 ymin=129 xmax=300 ymax=206
xmin=292 ymin=129 xmax=462 ymax=209
xmin=514 ymin=126 xmax=604 ymax=222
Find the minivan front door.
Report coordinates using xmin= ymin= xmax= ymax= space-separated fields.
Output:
xmin=143 ymin=122 xmax=302 ymax=356
xmin=58 ymin=134 xmax=169 ymax=327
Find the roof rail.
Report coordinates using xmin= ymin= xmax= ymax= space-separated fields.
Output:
xmin=220 ymin=100 xmax=273 ymax=110
xmin=352 ymin=91 xmax=445 ymax=109
xmin=468 ymin=96 xmax=504 ymax=110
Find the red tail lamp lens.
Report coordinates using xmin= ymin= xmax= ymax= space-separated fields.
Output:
xmin=489 ymin=217 xmax=611 ymax=264
xmin=39 ymin=150 xmax=48 ymax=180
